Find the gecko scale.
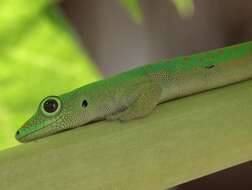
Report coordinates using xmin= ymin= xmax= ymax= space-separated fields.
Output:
xmin=16 ymin=41 xmax=252 ymax=142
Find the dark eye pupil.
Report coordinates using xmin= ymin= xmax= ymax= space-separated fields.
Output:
xmin=43 ymin=99 xmax=58 ymax=113
xmin=82 ymin=100 xmax=88 ymax=108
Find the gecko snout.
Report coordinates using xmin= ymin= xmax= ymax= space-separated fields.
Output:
xmin=15 ymin=123 xmax=30 ymax=142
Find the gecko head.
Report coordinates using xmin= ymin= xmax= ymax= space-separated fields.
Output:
xmin=15 ymin=90 xmax=102 ymax=143
xmin=15 ymin=96 xmax=67 ymax=143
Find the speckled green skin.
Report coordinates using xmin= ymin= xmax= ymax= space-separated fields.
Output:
xmin=16 ymin=41 xmax=252 ymax=142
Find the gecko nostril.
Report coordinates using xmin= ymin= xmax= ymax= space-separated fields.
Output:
xmin=16 ymin=130 xmax=20 ymax=136
xmin=82 ymin=100 xmax=88 ymax=108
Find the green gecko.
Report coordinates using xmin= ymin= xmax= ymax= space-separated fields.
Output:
xmin=16 ymin=41 xmax=252 ymax=142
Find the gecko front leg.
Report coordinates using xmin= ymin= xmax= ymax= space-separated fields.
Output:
xmin=106 ymin=82 xmax=162 ymax=121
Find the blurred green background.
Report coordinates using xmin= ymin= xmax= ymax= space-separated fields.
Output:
xmin=0 ymin=0 xmax=194 ymax=151
xmin=0 ymin=0 xmax=101 ymax=150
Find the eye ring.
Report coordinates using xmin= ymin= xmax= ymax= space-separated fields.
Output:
xmin=40 ymin=96 xmax=61 ymax=117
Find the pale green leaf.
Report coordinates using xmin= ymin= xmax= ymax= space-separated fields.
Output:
xmin=0 ymin=79 xmax=251 ymax=189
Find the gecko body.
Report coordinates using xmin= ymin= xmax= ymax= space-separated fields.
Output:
xmin=16 ymin=41 xmax=252 ymax=142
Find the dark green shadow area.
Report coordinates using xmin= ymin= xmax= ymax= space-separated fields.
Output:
xmin=0 ymin=79 xmax=251 ymax=190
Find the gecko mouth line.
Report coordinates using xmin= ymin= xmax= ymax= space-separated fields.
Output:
xmin=17 ymin=115 xmax=103 ymax=142
xmin=17 ymin=114 xmax=66 ymax=141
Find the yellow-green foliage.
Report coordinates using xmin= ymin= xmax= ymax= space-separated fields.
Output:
xmin=118 ymin=0 xmax=195 ymax=22
xmin=119 ymin=0 xmax=143 ymax=23
xmin=0 ymin=1 xmax=100 ymax=150
xmin=171 ymin=0 xmax=195 ymax=18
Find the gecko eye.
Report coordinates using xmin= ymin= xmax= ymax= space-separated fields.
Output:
xmin=41 ymin=96 xmax=61 ymax=117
